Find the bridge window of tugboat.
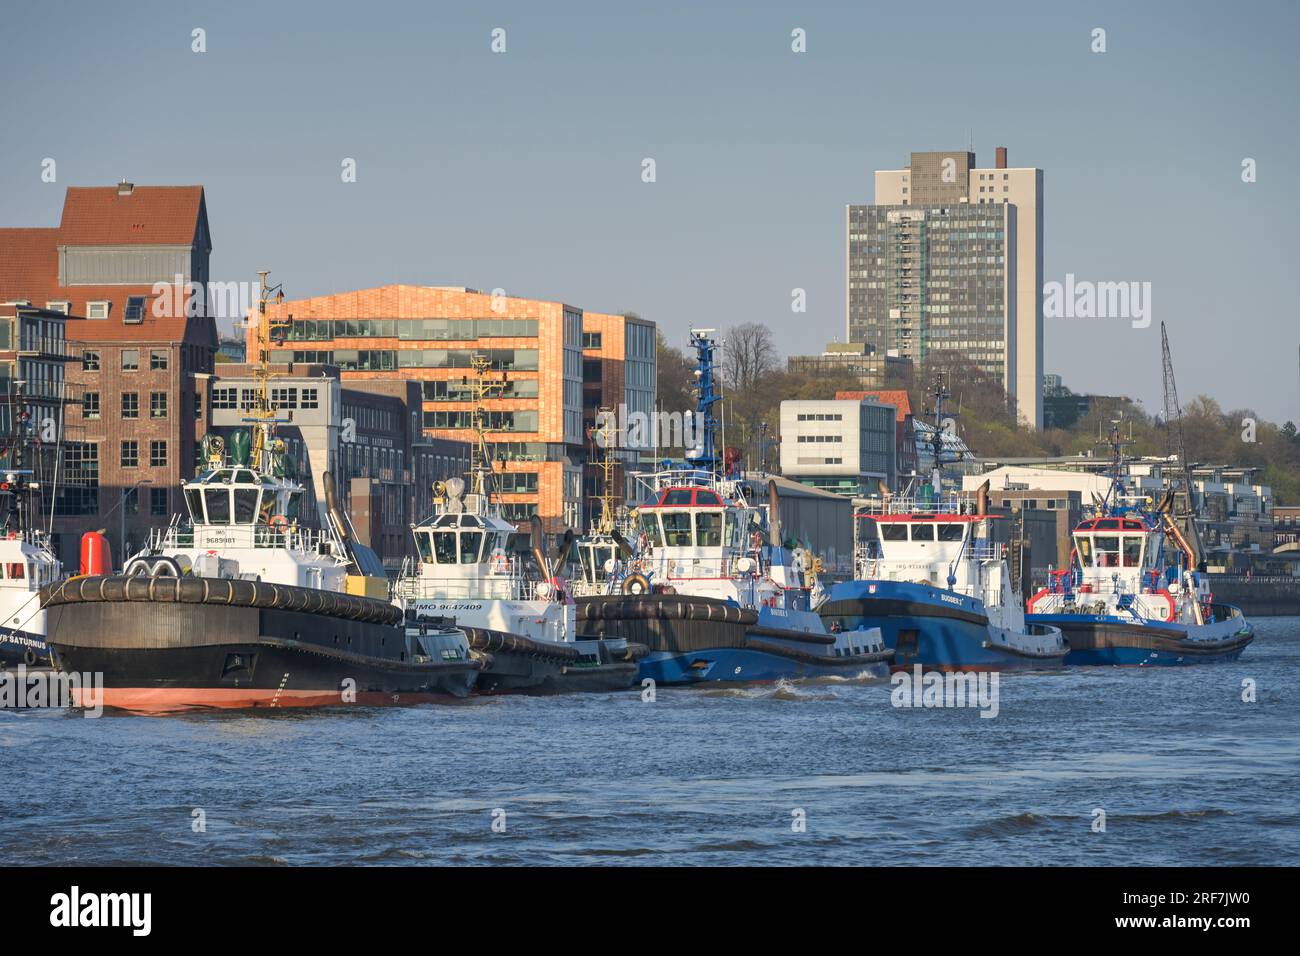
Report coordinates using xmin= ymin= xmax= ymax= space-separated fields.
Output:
xmin=185 ymin=488 xmax=205 ymax=523
xmin=459 ymin=531 xmax=484 ymax=564
xmin=415 ymin=531 xmax=434 ymax=563
xmin=1094 ymin=535 xmax=1120 ymax=568
xmin=879 ymin=524 xmax=908 ymax=541
xmin=662 ymin=512 xmax=693 ymax=547
xmin=433 ymin=531 xmax=457 ymax=564
xmin=1122 ymin=537 xmax=1143 ymax=567
xmin=641 ymin=512 xmax=664 ymax=548
xmin=937 ymin=523 xmax=965 ymax=542
xmin=724 ymin=511 xmax=744 ymax=548
xmin=696 ymin=511 xmax=723 ymax=547
xmin=1076 ymin=536 xmax=1093 ymax=566
xmin=234 ymin=488 xmax=260 ymax=524
xmin=910 ymin=523 xmax=935 ymax=541
xmin=204 ymin=488 xmax=231 ymax=524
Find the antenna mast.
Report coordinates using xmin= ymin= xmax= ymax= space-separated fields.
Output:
xmin=251 ymin=270 xmax=287 ymax=471
xmin=1159 ymin=322 xmax=1204 ymax=564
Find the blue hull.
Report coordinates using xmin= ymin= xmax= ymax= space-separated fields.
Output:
xmin=820 ymin=581 xmax=1062 ymax=671
xmin=0 ymin=628 xmax=49 ymax=667
xmin=638 ymin=648 xmax=890 ymax=685
xmin=1027 ymin=612 xmax=1253 ymax=666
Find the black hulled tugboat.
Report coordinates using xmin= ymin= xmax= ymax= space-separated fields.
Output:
xmin=42 ymin=272 xmax=479 ymax=712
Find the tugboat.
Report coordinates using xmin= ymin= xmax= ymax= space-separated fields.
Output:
xmin=817 ymin=377 xmax=1068 ymax=671
xmin=41 ymin=272 xmax=480 ymax=711
xmin=0 ymin=473 xmax=62 ymax=667
xmin=394 ymin=355 xmax=644 ymax=693
xmin=574 ymin=329 xmax=892 ymax=684
xmin=1025 ymin=421 xmax=1253 ymax=664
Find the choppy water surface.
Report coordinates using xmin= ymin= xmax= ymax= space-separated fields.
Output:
xmin=3 ymin=619 xmax=1298 ymax=866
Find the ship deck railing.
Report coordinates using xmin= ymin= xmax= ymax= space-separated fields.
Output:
xmin=395 ymin=573 xmax=544 ymax=602
xmin=854 ymin=493 xmax=973 ymax=518
xmin=149 ymin=524 xmax=335 ymax=552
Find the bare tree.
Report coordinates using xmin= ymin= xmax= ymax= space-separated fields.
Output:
xmin=721 ymin=322 xmax=777 ymax=394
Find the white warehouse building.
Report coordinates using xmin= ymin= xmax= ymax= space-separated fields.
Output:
xmin=779 ymin=398 xmax=897 ymax=497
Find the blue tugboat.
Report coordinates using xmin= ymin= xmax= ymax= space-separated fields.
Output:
xmin=817 ymin=376 xmax=1067 ymax=671
xmin=574 ymin=328 xmax=893 ymax=684
xmin=1025 ymin=422 xmax=1253 ymax=665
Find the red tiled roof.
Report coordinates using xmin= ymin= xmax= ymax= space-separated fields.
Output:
xmin=837 ymin=389 xmax=912 ymax=422
xmin=0 ymin=228 xmax=59 ymax=305
xmin=58 ymin=185 xmax=205 ymax=246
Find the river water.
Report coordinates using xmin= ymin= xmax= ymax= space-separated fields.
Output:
xmin=2 ymin=618 xmax=1297 ymax=866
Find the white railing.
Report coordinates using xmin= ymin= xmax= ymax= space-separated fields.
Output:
xmin=149 ymin=524 xmax=336 ymax=554
xmin=396 ymin=573 xmax=546 ymax=602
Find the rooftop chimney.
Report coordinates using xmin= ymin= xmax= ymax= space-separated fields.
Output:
xmin=117 ymin=180 xmax=134 ymax=196
xmin=995 ymin=147 xmax=1007 ymax=169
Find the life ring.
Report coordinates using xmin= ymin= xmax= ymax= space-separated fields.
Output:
xmin=490 ymin=550 xmax=510 ymax=574
xmin=269 ymin=515 xmax=289 ymax=532
xmin=622 ymin=572 xmax=651 ymax=596
xmin=23 ymin=647 xmax=37 ymax=666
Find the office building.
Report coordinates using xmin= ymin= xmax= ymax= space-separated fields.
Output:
xmin=787 ymin=342 xmax=912 ymax=390
xmin=254 ymin=285 xmax=655 ymax=532
xmin=779 ymin=398 xmax=897 ymax=497
xmin=849 ymin=147 xmax=1043 ymax=428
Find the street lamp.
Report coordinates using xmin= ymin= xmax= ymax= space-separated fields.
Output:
xmin=100 ymin=478 xmax=153 ymax=569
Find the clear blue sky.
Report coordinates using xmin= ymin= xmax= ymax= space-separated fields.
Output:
xmin=2 ymin=0 xmax=1297 ymax=422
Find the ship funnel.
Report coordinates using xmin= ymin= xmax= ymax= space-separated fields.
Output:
xmin=323 ymin=471 xmax=351 ymax=543
xmin=529 ymin=514 xmax=550 ymax=579
xmin=975 ymin=479 xmax=989 ymax=517
xmin=552 ymin=528 xmax=577 ymax=576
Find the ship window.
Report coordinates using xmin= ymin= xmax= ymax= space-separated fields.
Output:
xmin=696 ymin=511 xmax=723 ymax=547
xmin=880 ymin=524 xmax=908 ymax=541
xmin=662 ymin=512 xmax=692 ymax=547
xmin=1122 ymin=537 xmax=1143 ymax=567
xmin=910 ymin=524 xmax=935 ymax=541
xmin=415 ymin=531 xmax=433 ymax=563
xmin=696 ymin=491 xmax=722 ymax=506
xmin=433 ymin=531 xmax=457 ymax=564
xmin=204 ymin=489 xmax=231 ymax=524
xmin=185 ymin=488 xmax=205 ymax=523
xmin=1076 ymin=536 xmax=1093 ymax=566
xmin=937 ymin=523 xmax=965 ymax=541
xmin=641 ymin=512 xmax=664 ymax=548
xmin=460 ymin=531 xmax=483 ymax=564
xmin=234 ymin=489 xmax=260 ymax=524
xmin=1094 ymin=535 xmax=1120 ymax=567
xmin=663 ymin=490 xmax=693 ymax=506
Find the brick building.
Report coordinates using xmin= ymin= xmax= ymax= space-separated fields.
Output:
xmin=580 ymin=311 xmax=657 ymax=520
xmin=253 ymin=285 xmax=655 ymax=533
xmin=0 ymin=182 xmax=216 ymax=561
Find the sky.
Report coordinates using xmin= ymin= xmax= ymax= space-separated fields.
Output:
xmin=2 ymin=0 xmax=1297 ymax=422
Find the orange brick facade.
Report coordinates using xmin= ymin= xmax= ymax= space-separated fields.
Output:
xmin=253 ymin=285 xmax=589 ymax=532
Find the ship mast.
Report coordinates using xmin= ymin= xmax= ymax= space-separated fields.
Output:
xmin=590 ymin=407 xmax=619 ymax=535
xmin=685 ymin=328 xmax=722 ymax=478
xmin=466 ymin=353 xmax=507 ymax=502
xmin=250 ymin=270 xmax=287 ymax=472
